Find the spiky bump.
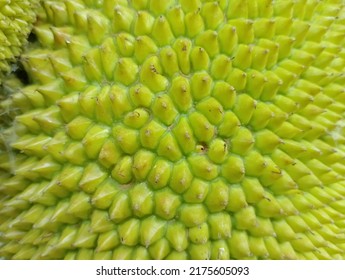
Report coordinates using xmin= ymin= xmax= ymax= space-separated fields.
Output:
xmin=0 ymin=0 xmax=39 ymax=83
xmin=0 ymin=0 xmax=345 ymax=260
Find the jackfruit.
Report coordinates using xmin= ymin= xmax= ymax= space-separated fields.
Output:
xmin=0 ymin=0 xmax=39 ymax=84
xmin=0 ymin=0 xmax=345 ymax=260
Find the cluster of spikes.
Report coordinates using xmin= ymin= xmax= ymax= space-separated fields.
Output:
xmin=0 ymin=0 xmax=345 ymax=260
xmin=0 ymin=0 xmax=39 ymax=84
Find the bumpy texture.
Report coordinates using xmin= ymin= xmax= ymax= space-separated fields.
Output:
xmin=0 ymin=0 xmax=39 ymax=83
xmin=0 ymin=0 xmax=345 ymax=260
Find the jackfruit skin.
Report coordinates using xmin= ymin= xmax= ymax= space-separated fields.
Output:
xmin=0 ymin=0 xmax=39 ymax=85
xmin=0 ymin=0 xmax=345 ymax=260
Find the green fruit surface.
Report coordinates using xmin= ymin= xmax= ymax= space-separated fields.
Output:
xmin=0 ymin=0 xmax=39 ymax=83
xmin=0 ymin=0 xmax=345 ymax=260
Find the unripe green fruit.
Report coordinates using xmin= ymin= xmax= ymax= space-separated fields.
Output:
xmin=0 ymin=0 xmax=345 ymax=260
xmin=0 ymin=0 xmax=39 ymax=85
